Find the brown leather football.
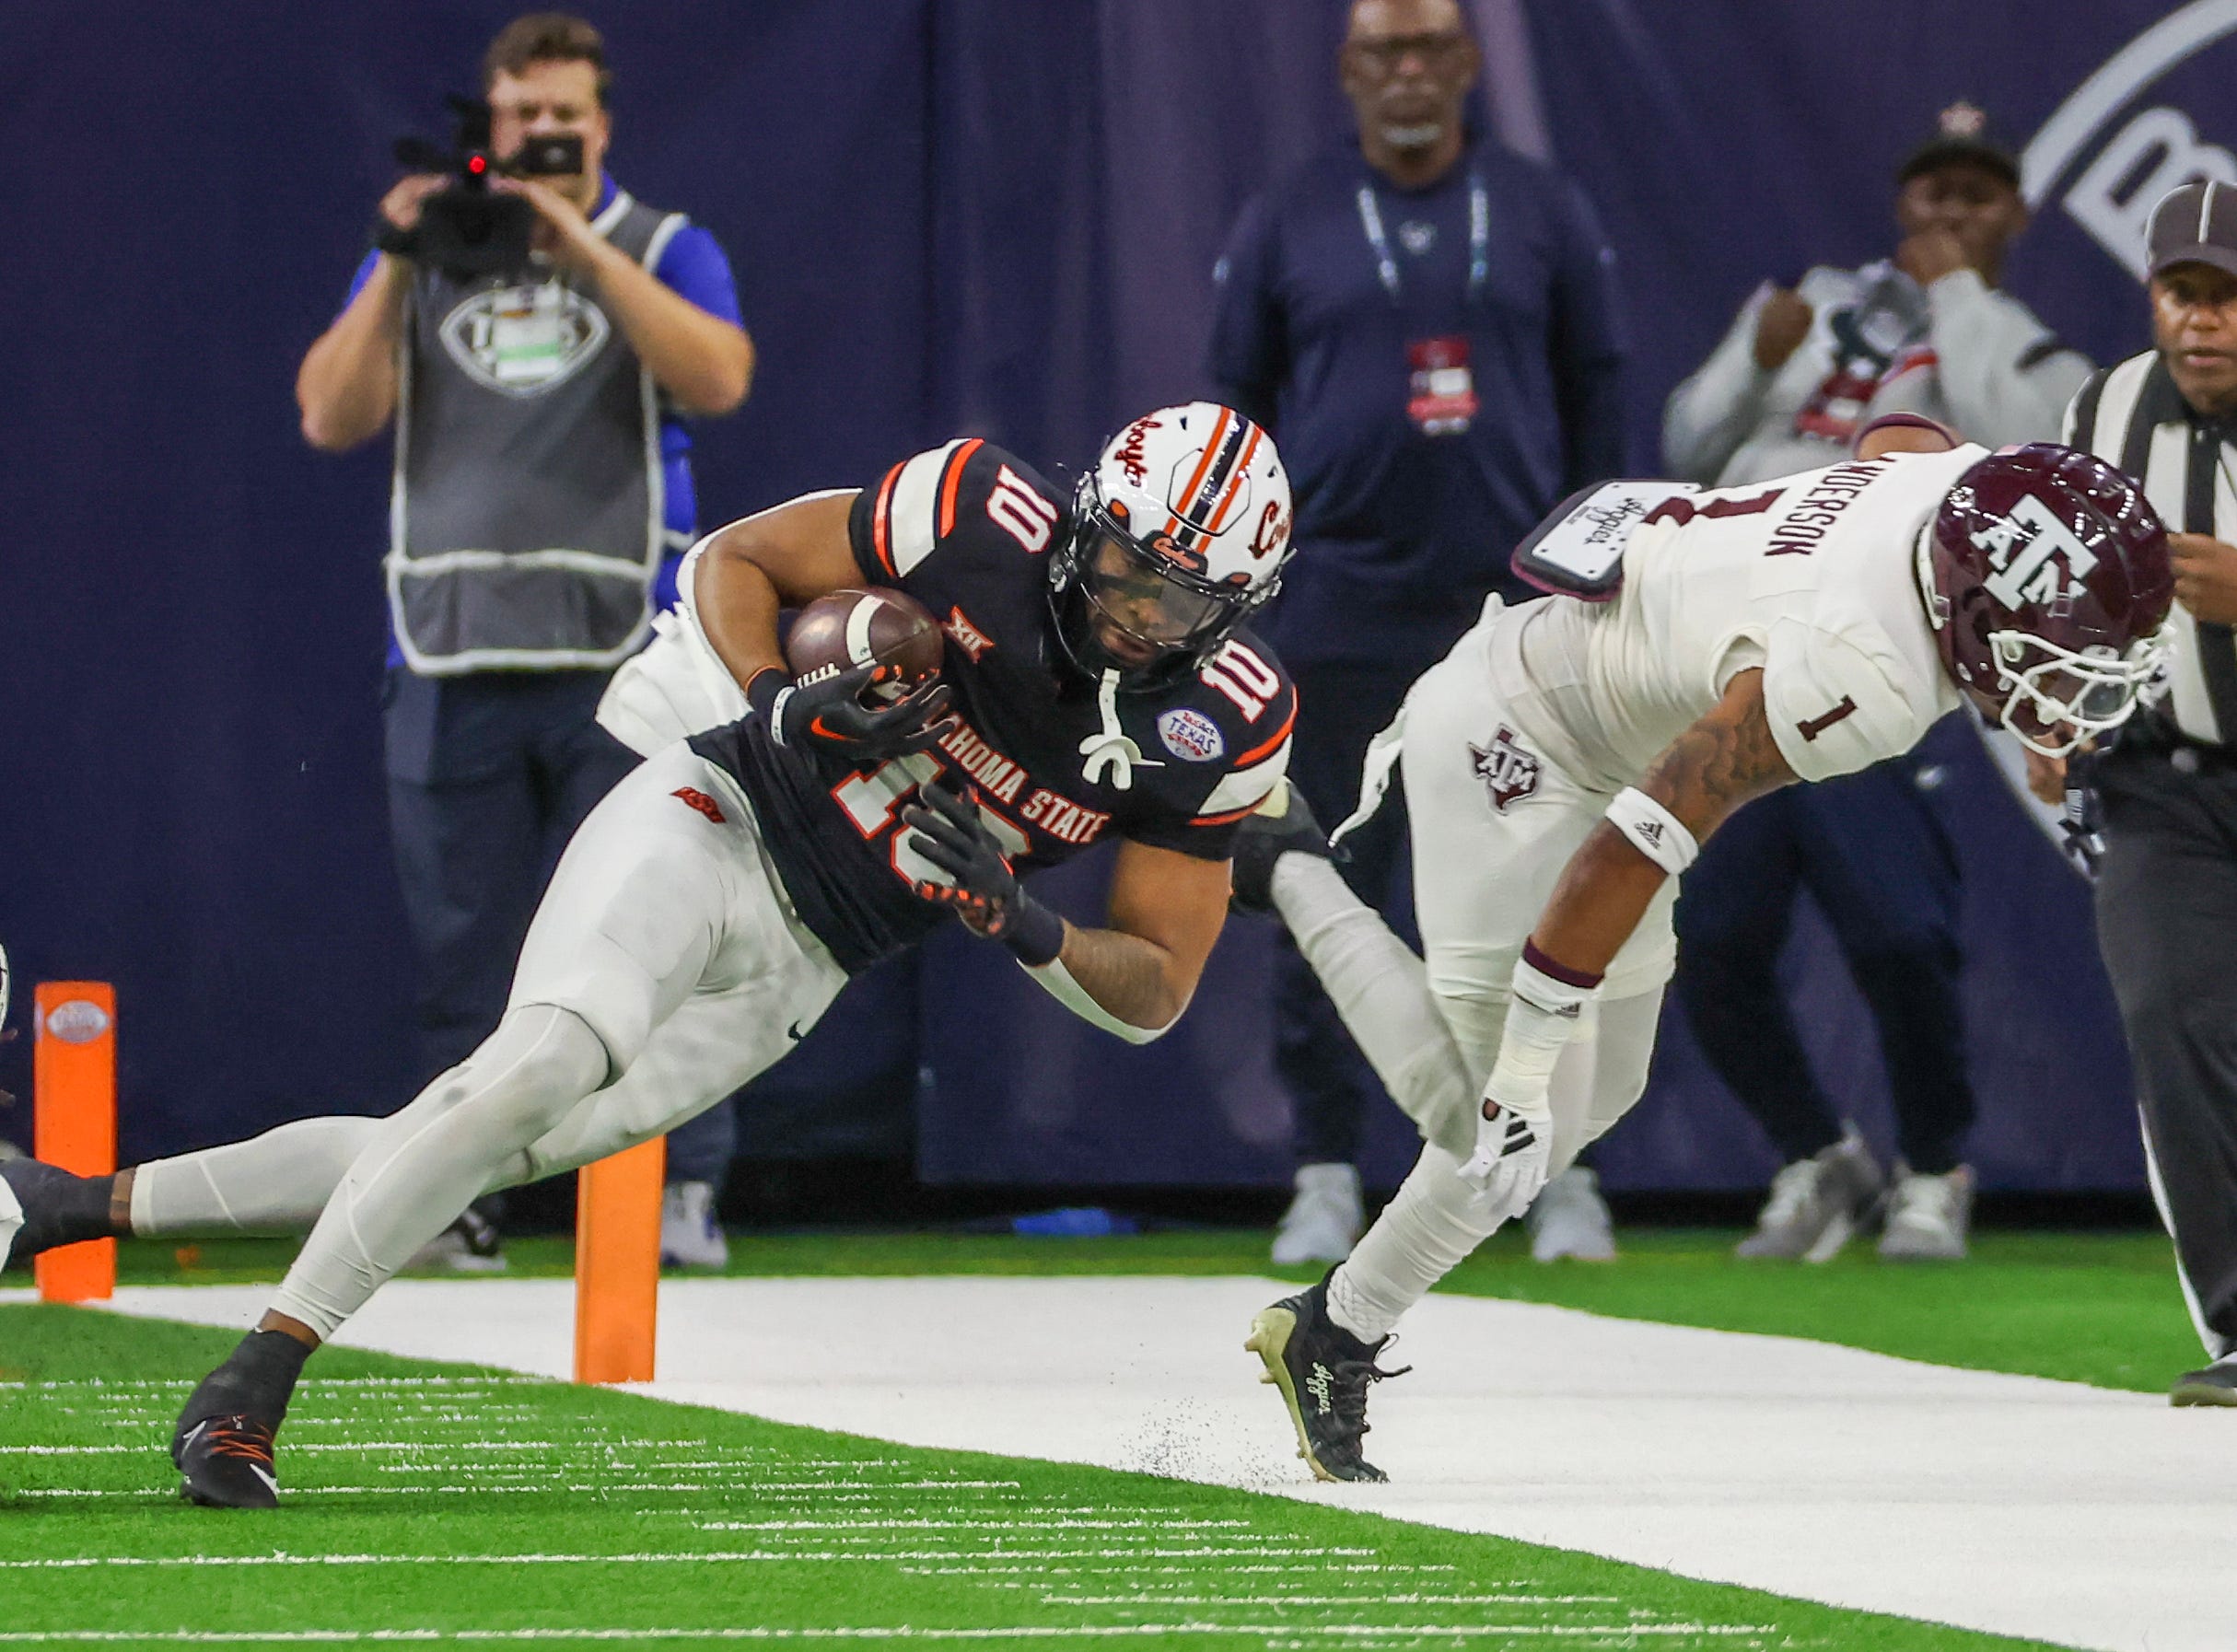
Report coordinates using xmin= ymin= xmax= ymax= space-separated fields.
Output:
xmin=784 ymin=587 xmax=945 ymax=701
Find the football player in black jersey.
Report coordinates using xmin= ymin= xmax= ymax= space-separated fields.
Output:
xmin=0 ymin=403 xmax=1300 ymax=1508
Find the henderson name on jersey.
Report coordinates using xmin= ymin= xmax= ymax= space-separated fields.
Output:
xmin=1498 ymin=446 xmax=1998 ymax=797
xmin=688 ymin=437 xmax=1298 ymax=973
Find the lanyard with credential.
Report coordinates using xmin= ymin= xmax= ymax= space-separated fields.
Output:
xmin=1356 ymin=169 xmax=1489 ymax=305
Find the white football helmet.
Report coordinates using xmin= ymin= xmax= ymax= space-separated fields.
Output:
xmin=1052 ymin=402 xmax=1294 ymax=685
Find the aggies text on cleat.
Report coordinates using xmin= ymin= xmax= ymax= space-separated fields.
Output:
xmin=173 ymin=1413 xmax=282 ymax=1509
xmin=1243 ymin=1272 xmax=1408 ymax=1483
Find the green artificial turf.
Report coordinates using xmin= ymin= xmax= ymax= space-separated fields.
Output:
xmin=0 ymin=1304 xmax=2067 ymax=1649
xmin=101 ymin=1223 xmax=2199 ymax=1394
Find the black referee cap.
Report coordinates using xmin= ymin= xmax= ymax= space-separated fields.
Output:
xmin=2147 ymin=180 xmax=2237 ymax=281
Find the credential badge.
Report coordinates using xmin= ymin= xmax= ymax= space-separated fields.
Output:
xmin=439 ymin=281 xmax=611 ymax=397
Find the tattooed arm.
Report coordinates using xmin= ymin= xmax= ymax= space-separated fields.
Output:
xmin=1532 ymin=668 xmax=1797 ymax=976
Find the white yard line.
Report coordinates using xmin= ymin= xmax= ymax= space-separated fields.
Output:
xmin=61 ymin=1275 xmax=2237 ymax=1652
xmin=0 ymin=1629 xmax=1777 ymax=1644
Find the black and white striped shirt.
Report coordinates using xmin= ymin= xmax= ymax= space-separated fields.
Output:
xmin=2066 ymin=352 xmax=2237 ymax=747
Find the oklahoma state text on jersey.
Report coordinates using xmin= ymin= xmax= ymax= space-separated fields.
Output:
xmin=692 ymin=439 xmax=1297 ymax=972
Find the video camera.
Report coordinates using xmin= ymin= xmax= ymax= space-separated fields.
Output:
xmin=378 ymin=98 xmax=584 ymax=282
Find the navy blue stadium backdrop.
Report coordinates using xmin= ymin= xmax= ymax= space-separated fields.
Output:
xmin=4 ymin=0 xmax=2225 ymax=1191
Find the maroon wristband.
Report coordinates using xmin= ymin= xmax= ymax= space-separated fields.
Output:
xmin=1521 ymin=939 xmax=1603 ymax=991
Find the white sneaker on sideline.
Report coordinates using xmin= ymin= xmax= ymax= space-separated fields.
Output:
xmin=1527 ymin=1165 xmax=1617 ymax=1262
xmin=1271 ymin=1162 xmax=1362 ymax=1265
xmin=660 ymin=1181 xmax=730 ymax=1270
xmin=404 ymin=1202 xmax=507 ymax=1274
xmin=1735 ymin=1124 xmax=1884 ymax=1262
xmin=1878 ymin=1163 xmax=1974 ymax=1261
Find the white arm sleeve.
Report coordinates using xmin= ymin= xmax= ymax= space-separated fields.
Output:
xmin=1761 ymin=618 xmax=1928 ymax=783
xmin=1662 ymin=286 xmax=1780 ymax=484
xmin=1021 ymin=955 xmax=1177 ymax=1045
xmin=1924 ymin=272 xmax=2094 ymax=447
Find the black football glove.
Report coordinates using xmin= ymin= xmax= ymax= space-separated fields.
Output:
xmin=752 ymin=663 xmax=953 ymax=766
xmin=900 ymin=779 xmax=1066 ymax=965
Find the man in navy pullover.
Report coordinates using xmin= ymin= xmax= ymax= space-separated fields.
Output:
xmin=1208 ymin=0 xmax=1627 ymax=1262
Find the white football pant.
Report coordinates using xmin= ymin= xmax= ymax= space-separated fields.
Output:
xmin=131 ymin=744 xmax=845 ymax=1340
xmin=1277 ymin=612 xmax=1673 ymax=1343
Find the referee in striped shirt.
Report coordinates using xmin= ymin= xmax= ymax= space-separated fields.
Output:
xmin=2059 ymin=180 xmax=2237 ymax=1404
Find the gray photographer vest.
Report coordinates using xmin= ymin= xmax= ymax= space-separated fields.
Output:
xmin=388 ymin=190 xmax=686 ymax=674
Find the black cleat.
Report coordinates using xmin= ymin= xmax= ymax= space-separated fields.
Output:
xmin=1229 ymin=780 xmax=1336 ymax=914
xmin=1244 ymin=1273 xmax=1409 ymax=1482
xmin=2171 ymin=1355 xmax=2237 ymax=1407
xmin=173 ymin=1412 xmax=282 ymax=1508
xmin=0 ymin=1157 xmax=115 ymax=1273
xmin=171 ymin=1331 xmax=310 ymax=1508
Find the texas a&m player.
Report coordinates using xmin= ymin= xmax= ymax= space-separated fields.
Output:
xmin=0 ymin=403 xmax=1298 ymax=1507
xmin=1236 ymin=427 xmax=2172 ymax=1482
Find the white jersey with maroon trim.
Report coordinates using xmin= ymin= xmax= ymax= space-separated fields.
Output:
xmin=1492 ymin=447 xmax=1973 ymax=793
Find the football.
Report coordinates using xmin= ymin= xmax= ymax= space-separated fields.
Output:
xmin=784 ymin=587 xmax=945 ymax=702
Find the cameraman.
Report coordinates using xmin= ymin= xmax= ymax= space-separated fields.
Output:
xmin=297 ymin=14 xmax=751 ymax=1267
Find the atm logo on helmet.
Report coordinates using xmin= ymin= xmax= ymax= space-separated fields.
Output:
xmin=1975 ymin=497 xmax=2099 ymax=611
xmin=2026 ymin=0 xmax=2237 ymax=276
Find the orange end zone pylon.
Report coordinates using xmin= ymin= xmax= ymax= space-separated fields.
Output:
xmin=34 ymin=982 xmax=116 ymax=1304
xmin=573 ymin=1135 xmax=664 ymax=1384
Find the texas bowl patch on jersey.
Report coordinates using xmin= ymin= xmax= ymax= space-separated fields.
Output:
xmin=1157 ymin=707 xmax=1226 ymax=762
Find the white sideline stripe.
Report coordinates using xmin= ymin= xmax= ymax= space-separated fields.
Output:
xmin=81 ymin=1275 xmax=2237 ymax=1652
xmin=0 ymin=1629 xmax=1777 ymax=1644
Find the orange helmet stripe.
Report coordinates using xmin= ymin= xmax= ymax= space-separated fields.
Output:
xmin=1202 ymin=422 xmax=1263 ymax=535
xmin=1163 ymin=406 xmax=1234 ymax=541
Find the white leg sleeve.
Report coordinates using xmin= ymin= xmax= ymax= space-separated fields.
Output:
xmin=266 ymin=1006 xmax=610 ymax=1341
xmin=1271 ymin=855 xmax=1474 ymax=1153
xmin=129 ymin=1117 xmax=379 ymax=1239
xmin=508 ymin=952 xmax=845 ymax=1185
xmin=1567 ymin=986 xmax=1662 ymax=1158
xmin=1324 ymin=989 xmax=1667 ymax=1345
xmin=1327 ymin=1142 xmax=1502 ymax=1344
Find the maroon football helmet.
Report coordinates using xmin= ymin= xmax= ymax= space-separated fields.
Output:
xmin=1918 ymin=443 xmax=2173 ymax=756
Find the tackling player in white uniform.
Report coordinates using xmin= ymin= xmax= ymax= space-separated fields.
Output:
xmin=1235 ymin=425 xmax=2173 ymax=1481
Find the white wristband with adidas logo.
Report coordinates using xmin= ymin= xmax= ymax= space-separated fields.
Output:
xmin=1605 ymin=786 xmax=1698 ymax=876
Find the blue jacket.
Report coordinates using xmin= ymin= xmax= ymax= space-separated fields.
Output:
xmin=1209 ymin=136 xmax=1627 ymax=668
